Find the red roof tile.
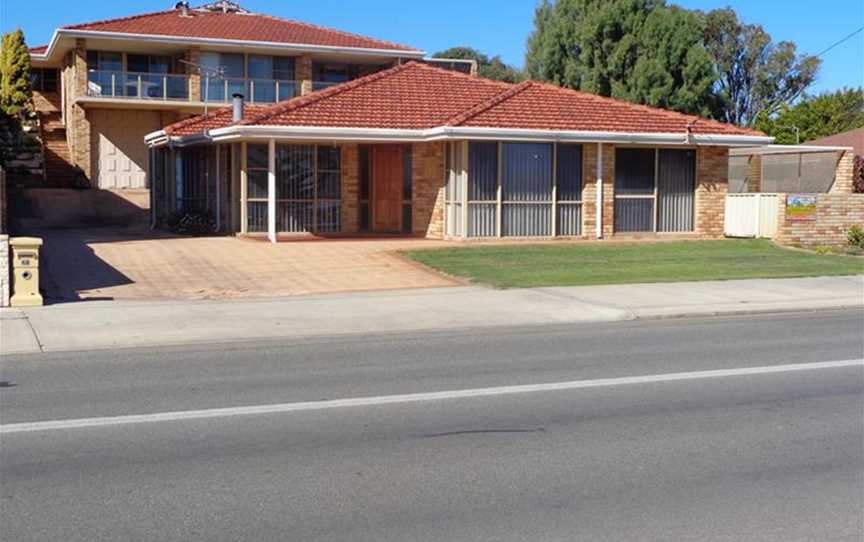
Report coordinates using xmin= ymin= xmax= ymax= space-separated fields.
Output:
xmin=29 ymin=45 xmax=48 ymax=54
xmin=63 ymin=8 xmax=419 ymax=52
xmin=163 ymin=62 xmax=764 ymax=138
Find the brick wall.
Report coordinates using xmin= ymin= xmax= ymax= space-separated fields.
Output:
xmin=69 ymin=39 xmax=91 ymax=181
xmin=774 ymin=193 xmax=864 ymax=248
xmin=831 ymin=150 xmax=855 ymax=193
xmin=580 ymin=143 xmax=615 ymax=238
xmin=695 ymin=146 xmax=729 ymax=238
xmin=187 ymin=47 xmax=201 ymax=102
xmin=297 ymin=56 xmax=313 ymax=96
xmin=412 ymin=142 xmax=446 ymax=238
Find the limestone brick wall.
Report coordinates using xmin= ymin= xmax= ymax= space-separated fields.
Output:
xmin=775 ymin=194 xmax=864 ymax=248
xmin=412 ymin=142 xmax=446 ymax=238
xmin=297 ymin=56 xmax=313 ymax=96
xmin=695 ymin=146 xmax=729 ymax=238
xmin=830 ymin=151 xmax=855 ymax=193
xmin=747 ymin=154 xmax=762 ymax=192
xmin=581 ymin=143 xmax=616 ymax=238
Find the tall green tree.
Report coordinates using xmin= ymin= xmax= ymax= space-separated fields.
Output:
xmin=0 ymin=28 xmax=32 ymax=115
xmin=523 ymin=0 xmax=716 ymax=116
xmin=432 ymin=47 xmax=523 ymax=83
xmin=704 ymin=8 xmax=820 ymax=127
xmin=754 ymin=88 xmax=864 ymax=144
xmin=524 ymin=0 xmax=554 ymax=80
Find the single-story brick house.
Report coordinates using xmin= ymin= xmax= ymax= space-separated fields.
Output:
xmin=145 ymin=61 xmax=772 ymax=241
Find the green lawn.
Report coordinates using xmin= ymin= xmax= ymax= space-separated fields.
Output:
xmin=405 ymin=239 xmax=864 ymax=289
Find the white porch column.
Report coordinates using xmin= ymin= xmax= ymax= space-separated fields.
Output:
xmin=596 ymin=142 xmax=604 ymax=239
xmin=267 ymin=139 xmax=277 ymax=243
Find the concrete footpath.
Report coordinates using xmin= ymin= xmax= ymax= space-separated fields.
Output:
xmin=2 ymin=275 xmax=862 ymax=355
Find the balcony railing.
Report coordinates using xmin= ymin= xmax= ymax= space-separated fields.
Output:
xmin=87 ymin=70 xmax=190 ymax=101
xmin=86 ymin=70 xmax=318 ymax=104
xmin=201 ymin=78 xmax=301 ymax=104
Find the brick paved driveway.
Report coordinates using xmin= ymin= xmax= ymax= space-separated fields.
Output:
xmin=36 ymin=229 xmax=458 ymax=301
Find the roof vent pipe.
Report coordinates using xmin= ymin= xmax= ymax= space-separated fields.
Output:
xmin=175 ymin=1 xmax=190 ymax=17
xmin=232 ymin=93 xmax=244 ymax=122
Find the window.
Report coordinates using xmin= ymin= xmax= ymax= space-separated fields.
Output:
xmin=30 ymin=68 xmax=58 ymax=93
xmin=467 ymin=142 xmax=498 ymax=237
xmin=448 ymin=142 xmax=584 ymax=238
xmin=200 ymin=52 xmax=244 ymax=102
xmin=501 ymin=142 xmax=553 ymax=236
xmin=246 ymin=144 xmax=269 ymax=232
xmin=556 ymin=144 xmax=582 ymax=235
xmin=247 ymin=55 xmax=297 ymax=102
xmin=614 ymin=148 xmax=695 ymax=233
xmin=86 ymin=51 xmax=123 ymax=97
xmin=249 ymin=144 xmax=342 ymax=233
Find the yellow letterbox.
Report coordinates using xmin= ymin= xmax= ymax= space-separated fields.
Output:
xmin=10 ymin=237 xmax=43 ymax=307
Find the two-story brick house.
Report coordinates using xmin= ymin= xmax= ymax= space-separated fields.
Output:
xmin=28 ymin=1 xmax=432 ymax=190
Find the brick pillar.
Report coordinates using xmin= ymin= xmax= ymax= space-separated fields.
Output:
xmin=412 ymin=142 xmax=446 ymax=238
xmin=581 ymin=144 xmax=597 ymax=236
xmin=71 ymin=38 xmax=91 ymax=182
xmin=186 ymin=47 xmax=201 ymax=101
xmin=297 ymin=56 xmax=313 ymax=96
xmin=695 ymin=146 xmax=729 ymax=238
xmin=601 ymin=143 xmax=616 ymax=237
xmin=830 ymin=150 xmax=855 ymax=193
xmin=747 ymin=154 xmax=761 ymax=192
xmin=341 ymin=144 xmax=360 ymax=233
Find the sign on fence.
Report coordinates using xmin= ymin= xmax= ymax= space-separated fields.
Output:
xmin=785 ymin=195 xmax=817 ymax=222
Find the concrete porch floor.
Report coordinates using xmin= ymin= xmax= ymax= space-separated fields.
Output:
xmin=35 ymin=228 xmax=460 ymax=301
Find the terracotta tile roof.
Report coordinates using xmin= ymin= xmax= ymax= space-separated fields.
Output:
xmin=163 ymin=62 xmax=764 ymax=138
xmin=166 ymin=104 xmax=272 ymax=136
xmin=29 ymin=45 xmax=48 ymax=54
xmin=62 ymin=8 xmax=419 ymax=52
xmin=804 ymin=127 xmax=864 ymax=156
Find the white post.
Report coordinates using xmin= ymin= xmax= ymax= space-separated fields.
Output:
xmin=267 ymin=139 xmax=277 ymax=243
xmin=596 ymin=142 xmax=604 ymax=239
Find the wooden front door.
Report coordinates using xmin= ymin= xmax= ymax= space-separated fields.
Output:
xmin=371 ymin=145 xmax=403 ymax=232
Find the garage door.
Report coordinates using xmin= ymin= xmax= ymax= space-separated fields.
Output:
xmin=91 ymin=110 xmax=162 ymax=189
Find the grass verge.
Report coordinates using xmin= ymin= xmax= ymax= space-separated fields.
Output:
xmin=405 ymin=239 xmax=864 ymax=289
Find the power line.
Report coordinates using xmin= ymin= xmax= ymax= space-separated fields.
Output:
xmin=814 ymin=26 xmax=863 ymax=58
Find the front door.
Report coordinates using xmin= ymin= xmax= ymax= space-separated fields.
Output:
xmin=371 ymin=145 xmax=403 ymax=232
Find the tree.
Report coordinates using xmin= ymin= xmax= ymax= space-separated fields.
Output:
xmin=524 ymin=0 xmax=554 ymax=80
xmin=432 ymin=47 xmax=523 ymax=83
xmin=523 ymin=0 xmax=716 ymax=116
xmin=754 ymin=88 xmax=864 ymax=144
xmin=618 ymin=5 xmax=717 ymax=117
xmin=704 ymin=8 xmax=820 ymax=127
xmin=0 ymin=28 xmax=32 ymax=115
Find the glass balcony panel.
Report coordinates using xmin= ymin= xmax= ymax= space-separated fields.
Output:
xmin=87 ymin=70 xmax=188 ymax=100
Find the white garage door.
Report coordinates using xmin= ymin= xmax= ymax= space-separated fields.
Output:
xmin=91 ymin=110 xmax=162 ymax=189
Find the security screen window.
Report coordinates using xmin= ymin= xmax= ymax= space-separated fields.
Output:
xmin=501 ymin=142 xmax=553 ymax=237
xmin=614 ymin=148 xmax=656 ymax=232
xmin=467 ymin=142 xmax=498 ymax=237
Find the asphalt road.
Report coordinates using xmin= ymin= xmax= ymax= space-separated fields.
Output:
xmin=2 ymin=310 xmax=863 ymax=541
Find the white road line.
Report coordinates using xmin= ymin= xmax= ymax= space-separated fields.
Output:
xmin=2 ymin=359 xmax=861 ymax=434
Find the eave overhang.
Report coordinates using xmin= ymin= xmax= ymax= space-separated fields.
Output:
xmin=30 ymin=28 xmax=426 ymax=64
xmin=145 ymin=125 xmax=774 ymax=148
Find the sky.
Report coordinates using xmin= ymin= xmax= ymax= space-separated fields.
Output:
xmin=2 ymin=0 xmax=862 ymax=94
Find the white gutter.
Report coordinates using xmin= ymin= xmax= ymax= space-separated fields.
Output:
xmin=33 ymin=29 xmax=425 ymax=63
xmin=148 ymin=124 xmax=773 ymax=148
xmin=729 ymin=144 xmax=854 ymax=156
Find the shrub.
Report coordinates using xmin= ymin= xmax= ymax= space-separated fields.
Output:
xmin=847 ymin=224 xmax=864 ymax=248
xmin=814 ymin=246 xmax=831 ymax=255
xmin=0 ymin=29 xmax=32 ymax=116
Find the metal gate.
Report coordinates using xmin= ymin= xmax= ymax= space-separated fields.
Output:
xmin=724 ymin=193 xmax=779 ymax=238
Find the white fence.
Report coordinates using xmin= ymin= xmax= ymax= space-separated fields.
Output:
xmin=724 ymin=193 xmax=779 ymax=238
